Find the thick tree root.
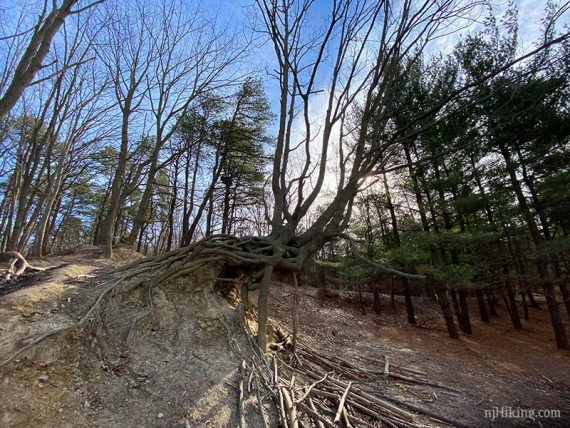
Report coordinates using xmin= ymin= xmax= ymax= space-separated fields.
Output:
xmin=1 ymin=235 xmax=297 ymax=367
xmin=1 ymin=235 xmax=462 ymax=427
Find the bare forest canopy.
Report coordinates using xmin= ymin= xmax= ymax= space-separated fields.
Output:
xmin=1 ymin=0 xmax=570 ymax=364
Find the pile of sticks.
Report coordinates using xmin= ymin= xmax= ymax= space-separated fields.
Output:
xmin=239 ymin=324 xmax=464 ymax=428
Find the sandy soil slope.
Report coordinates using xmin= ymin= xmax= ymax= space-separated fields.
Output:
xmin=0 ymin=247 xmax=274 ymax=428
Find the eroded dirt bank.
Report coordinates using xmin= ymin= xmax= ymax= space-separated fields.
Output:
xmin=0 ymin=247 xmax=273 ymax=427
xmin=0 ymin=248 xmax=568 ymax=427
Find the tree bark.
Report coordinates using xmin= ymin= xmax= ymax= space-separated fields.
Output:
xmin=476 ymin=289 xmax=489 ymax=322
xmin=457 ymin=289 xmax=472 ymax=334
xmin=403 ymin=278 xmax=416 ymax=325
xmin=0 ymin=0 xmax=81 ymax=121
xmin=486 ymin=289 xmax=498 ymax=316
xmin=257 ymin=265 xmax=274 ymax=351
xmin=435 ymin=281 xmax=459 ymax=340
xmin=499 ymin=143 xmax=568 ymax=348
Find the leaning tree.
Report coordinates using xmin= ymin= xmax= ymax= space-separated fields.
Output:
xmin=0 ymin=0 xmax=104 ymax=122
xmin=75 ymin=0 xmax=570 ymax=352
xmin=3 ymin=3 xmax=570 ymax=427
xmin=3 ymin=0 xmax=570 ymax=367
xmin=244 ymin=0 xmax=570 ymax=349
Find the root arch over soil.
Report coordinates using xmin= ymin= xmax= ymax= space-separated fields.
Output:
xmin=1 ymin=235 xmax=466 ymax=427
xmin=1 ymin=235 xmax=297 ymax=368
xmin=104 ymin=234 xmax=302 ymax=349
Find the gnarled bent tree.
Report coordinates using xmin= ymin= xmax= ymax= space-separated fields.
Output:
xmin=85 ymin=0 xmax=570 ymax=350
xmin=2 ymin=2 xmax=570 ymax=426
xmin=0 ymin=0 xmax=103 ymax=122
xmin=3 ymin=0 xmax=570 ymax=371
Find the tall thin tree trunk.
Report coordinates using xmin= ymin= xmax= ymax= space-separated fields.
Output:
xmin=257 ymin=265 xmax=274 ymax=351
xmin=505 ymin=278 xmax=522 ymax=329
xmin=521 ymin=291 xmax=529 ymax=321
xmin=486 ymin=289 xmax=498 ymax=316
xmin=166 ymin=157 xmax=180 ymax=251
xmin=539 ymin=261 xmax=569 ymax=349
xmin=527 ymin=290 xmax=539 ymax=308
xmin=500 ymin=143 xmax=568 ymax=348
xmin=457 ymin=289 xmax=472 ymax=334
xmin=403 ymin=278 xmax=416 ymax=325
xmin=477 ymin=289 xmax=489 ymax=322
xmin=435 ymin=281 xmax=459 ymax=339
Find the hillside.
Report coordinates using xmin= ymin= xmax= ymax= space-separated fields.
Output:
xmin=1 ymin=248 xmax=568 ymax=427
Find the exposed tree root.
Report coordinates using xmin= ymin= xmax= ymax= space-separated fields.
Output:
xmin=1 ymin=251 xmax=52 ymax=282
xmin=1 ymin=234 xmax=298 ymax=367
xmin=1 ymin=235 xmax=463 ymax=427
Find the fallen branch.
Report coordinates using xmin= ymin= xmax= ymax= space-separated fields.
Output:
xmin=254 ymin=378 xmax=269 ymax=428
xmin=308 ymin=397 xmax=326 ymax=428
xmin=334 ymin=380 xmax=352 ymax=423
xmin=298 ymin=402 xmax=336 ymax=428
xmin=239 ymin=360 xmax=246 ymax=428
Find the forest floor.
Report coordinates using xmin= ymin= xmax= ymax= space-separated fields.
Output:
xmin=0 ymin=248 xmax=568 ymax=427
xmin=263 ymin=284 xmax=570 ymax=427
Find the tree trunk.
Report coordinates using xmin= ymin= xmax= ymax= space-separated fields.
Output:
xmin=500 ymin=143 xmax=568 ymax=347
xmin=94 ymin=90 xmax=137 ymax=257
xmin=435 ymin=282 xmax=459 ymax=340
xmin=41 ymin=193 xmax=62 ymax=254
xmin=166 ymin=157 xmax=180 ymax=251
xmin=221 ymin=175 xmax=232 ymax=234
xmin=238 ymin=275 xmax=251 ymax=328
xmin=32 ymin=138 xmax=71 ymax=256
xmin=527 ymin=290 xmax=539 ymax=308
xmin=553 ymin=259 xmax=570 ymax=320
xmin=92 ymin=176 xmax=113 ymax=245
xmin=403 ymin=143 xmax=430 ymax=232
xmin=505 ymin=280 xmax=522 ymax=329
xmin=372 ymin=284 xmax=381 ymax=314
xmin=128 ymin=160 xmax=157 ymax=246
xmin=450 ymin=289 xmax=462 ymax=326
xmin=457 ymin=289 xmax=472 ymax=334
xmin=257 ymin=265 xmax=274 ymax=351
xmin=476 ymin=289 xmax=489 ymax=322
xmin=403 ymin=278 xmax=416 ymax=325
xmin=486 ymin=289 xmax=498 ymax=316
xmin=539 ymin=261 xmax=569 ymax=349
xmin=0 ymin=0 xmax=80 ymax=121
xmin=521 ymin=291 xmax=529 ymax=321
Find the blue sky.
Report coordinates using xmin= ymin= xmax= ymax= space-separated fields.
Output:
xmin=212 ymin=0 xmax=570 ymax=207
xmin=213 ymin=0 xmax=570 ymax=137
xmin=0 ymin=0 xmax=567 ymax=223
xmin=1 ymin=0 xmax=567 ymax=139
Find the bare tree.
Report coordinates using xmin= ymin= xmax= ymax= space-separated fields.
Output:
xmin=0 ymin=0 xmax=104 ymax=121
xmin=4 ymin=0 xmax=566 ymax=358
xmin=0 ymin=10 xmax=111 ymax=254
xmin=125 ymin=0 xmax=247 ymax=247
xmin=235 ymin=0 xmax=568 ymax=350
xmin=245 ymin=0 xmax=481 ymax=349
xmin=92 ymin=0 xmax=157 ymax=258
xmin=31 ymin=17 xmax=112 ymax=256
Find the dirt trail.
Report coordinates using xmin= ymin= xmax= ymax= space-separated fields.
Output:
xmin=1 ymin=249 xmax=568 ymax=427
